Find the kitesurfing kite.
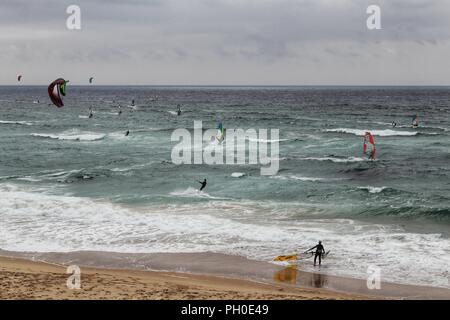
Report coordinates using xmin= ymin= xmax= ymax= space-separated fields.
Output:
xmin=89 ymin=77 xmax=94 ymax=84
xmin=17 ymin=75 xmax=22 ymax=82
xmin=215 ymin=122 xmax=225 ymax=144
xmin=363 ymin=131 xmax=376 ymax=160
xmin=48 ymin=78 xmax=69 ymax=108
xmin=412 ymin=114 xmax=419 ymax=128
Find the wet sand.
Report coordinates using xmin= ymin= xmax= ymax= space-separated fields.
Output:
xmin=0 ymin=250 xmax=449 ymax=300
xmin=0 ymin=255 xmax=363 ymax=300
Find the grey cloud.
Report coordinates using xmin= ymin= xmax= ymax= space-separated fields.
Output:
xmin=1 ymin=0 xmax=450 ymax=85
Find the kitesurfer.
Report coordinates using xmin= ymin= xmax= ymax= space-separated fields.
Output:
xmin=306 ymin=241 xmax=325 ymax=266
xmin=88 ymin=108 xmax=93 ymax=119
xmin=198 ymin=179 xmax=207 ymax=191
xmin=177 ymin=104 xmax=181 ymax=116
xmin=125 ymin=130 xmax=130 ymax=136
xmin=118 ymin=105 xmax=122 ymax=115
xmin=392 ymin=121 xmax=397 ymax=128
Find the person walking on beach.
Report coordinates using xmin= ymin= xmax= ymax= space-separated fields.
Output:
xmin=306 ymin=241 xmax=325 ymax=266
xmin=198 ymin=179 xmax=207 ymax=191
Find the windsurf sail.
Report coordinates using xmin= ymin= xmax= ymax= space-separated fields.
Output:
xmin=274 ymin=252 xmax=313 ymax=261
xmin=274 ymin=254 xmax=297 ymax=262
xmin=363 ymin=131 xmax=376 ymax=160
xmin=215 ymin=122 xmax=225 ymax=143
xmin=48 ymin=78 xmax=69 ymax=108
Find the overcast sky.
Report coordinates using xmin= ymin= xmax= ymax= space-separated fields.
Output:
xmin=1 ymin=0 xmax=450 ymax=85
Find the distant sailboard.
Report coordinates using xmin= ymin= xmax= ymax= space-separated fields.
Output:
xmin=363 ymin=131 xmax=376 ymax=160
xmin=215 ymin=122 xmax=225 ymax=144
xmin=412 ymin=114 xmax=419 ymax=128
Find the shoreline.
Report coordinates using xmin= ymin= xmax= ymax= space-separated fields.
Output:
xmin=1 ymin=250 xmax=449 ymax=300
xmin=0 ymin=255 xmax=364 ymax=300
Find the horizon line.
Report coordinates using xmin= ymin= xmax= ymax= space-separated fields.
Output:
xmin=2 ymin=84 xmax=450 ymax=87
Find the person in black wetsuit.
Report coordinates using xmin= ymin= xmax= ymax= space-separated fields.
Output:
xmin=177 ymin=104 xmax=181 ymax=116
xmin=198 ymin=179 xmax=207 ymax=191
xmin=306 ymin=241 xmax=325 ymax=266
xmin=125 ymin=130 xmax=130 ymax=136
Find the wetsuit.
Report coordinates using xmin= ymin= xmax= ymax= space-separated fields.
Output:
xmin=309 ymin=243 xmax=325 ymax=266
xmin=199 ymin=180 xmax=207 ymax=191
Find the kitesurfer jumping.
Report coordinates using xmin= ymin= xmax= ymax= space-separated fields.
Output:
xmin=306 ymin=241 xmax=325 ymax=266
xmin=198 ymin=179 xmax=207 ymax=191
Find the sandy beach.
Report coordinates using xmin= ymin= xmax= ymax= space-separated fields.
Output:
xmin=0 ymin=255 xmax=365 ymax=300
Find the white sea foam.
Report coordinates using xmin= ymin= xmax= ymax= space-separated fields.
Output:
xmin=0 ymin=184 xmax=449 ymax=289
xmin=231 ymin=172 xmax=246 ymax=178
xmin=169 ymin=187 xmax=228 ymax=200
xmin=31 ymin=130 xmax=105 ymax=141
xmin=271 ymin=175 xmax=324 ymax=182
xmin=0 ymin=120 xmax=33 ymax=126
xmin=358 ymin=186 xmax=387 ymax=194
xmin=326 ymin=128 xmax=418 ymax=136
xmin=247 ymin=138 xmax=290 ymax=143
xmin=300 ymin=156 xmax=368 ymax=163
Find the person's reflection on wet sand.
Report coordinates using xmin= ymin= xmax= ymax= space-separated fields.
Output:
xmin=310 ymin=272 xmax=328 ymax=288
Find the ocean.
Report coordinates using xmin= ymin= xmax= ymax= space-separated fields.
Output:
xmin=0 ymin=86 xmax=449 ymax=288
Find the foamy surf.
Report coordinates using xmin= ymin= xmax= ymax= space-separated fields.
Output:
xmin=169 ymin=187 xmax=228 ymax=200
xmin=300 ymin=156 xmax=368 ymax=163
xmin=247 ymin=138 xmax=290 ymax=143
xmin=31 ymin=130 xmax=106 ymax=141
xmin=358 ymin=186 xmax=387 ymax=194
xmin=231 ymin=172 xmax=246 ymax=178
xmin=271 ymin=176 xmax=321 ymax=182
xmin=0 ymin=184 xmax=449 ymax=289
xmin=0 ymin=120 xmax=34 ymax=126
xmin=326 ymin=128 xmax=418 ymax=136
